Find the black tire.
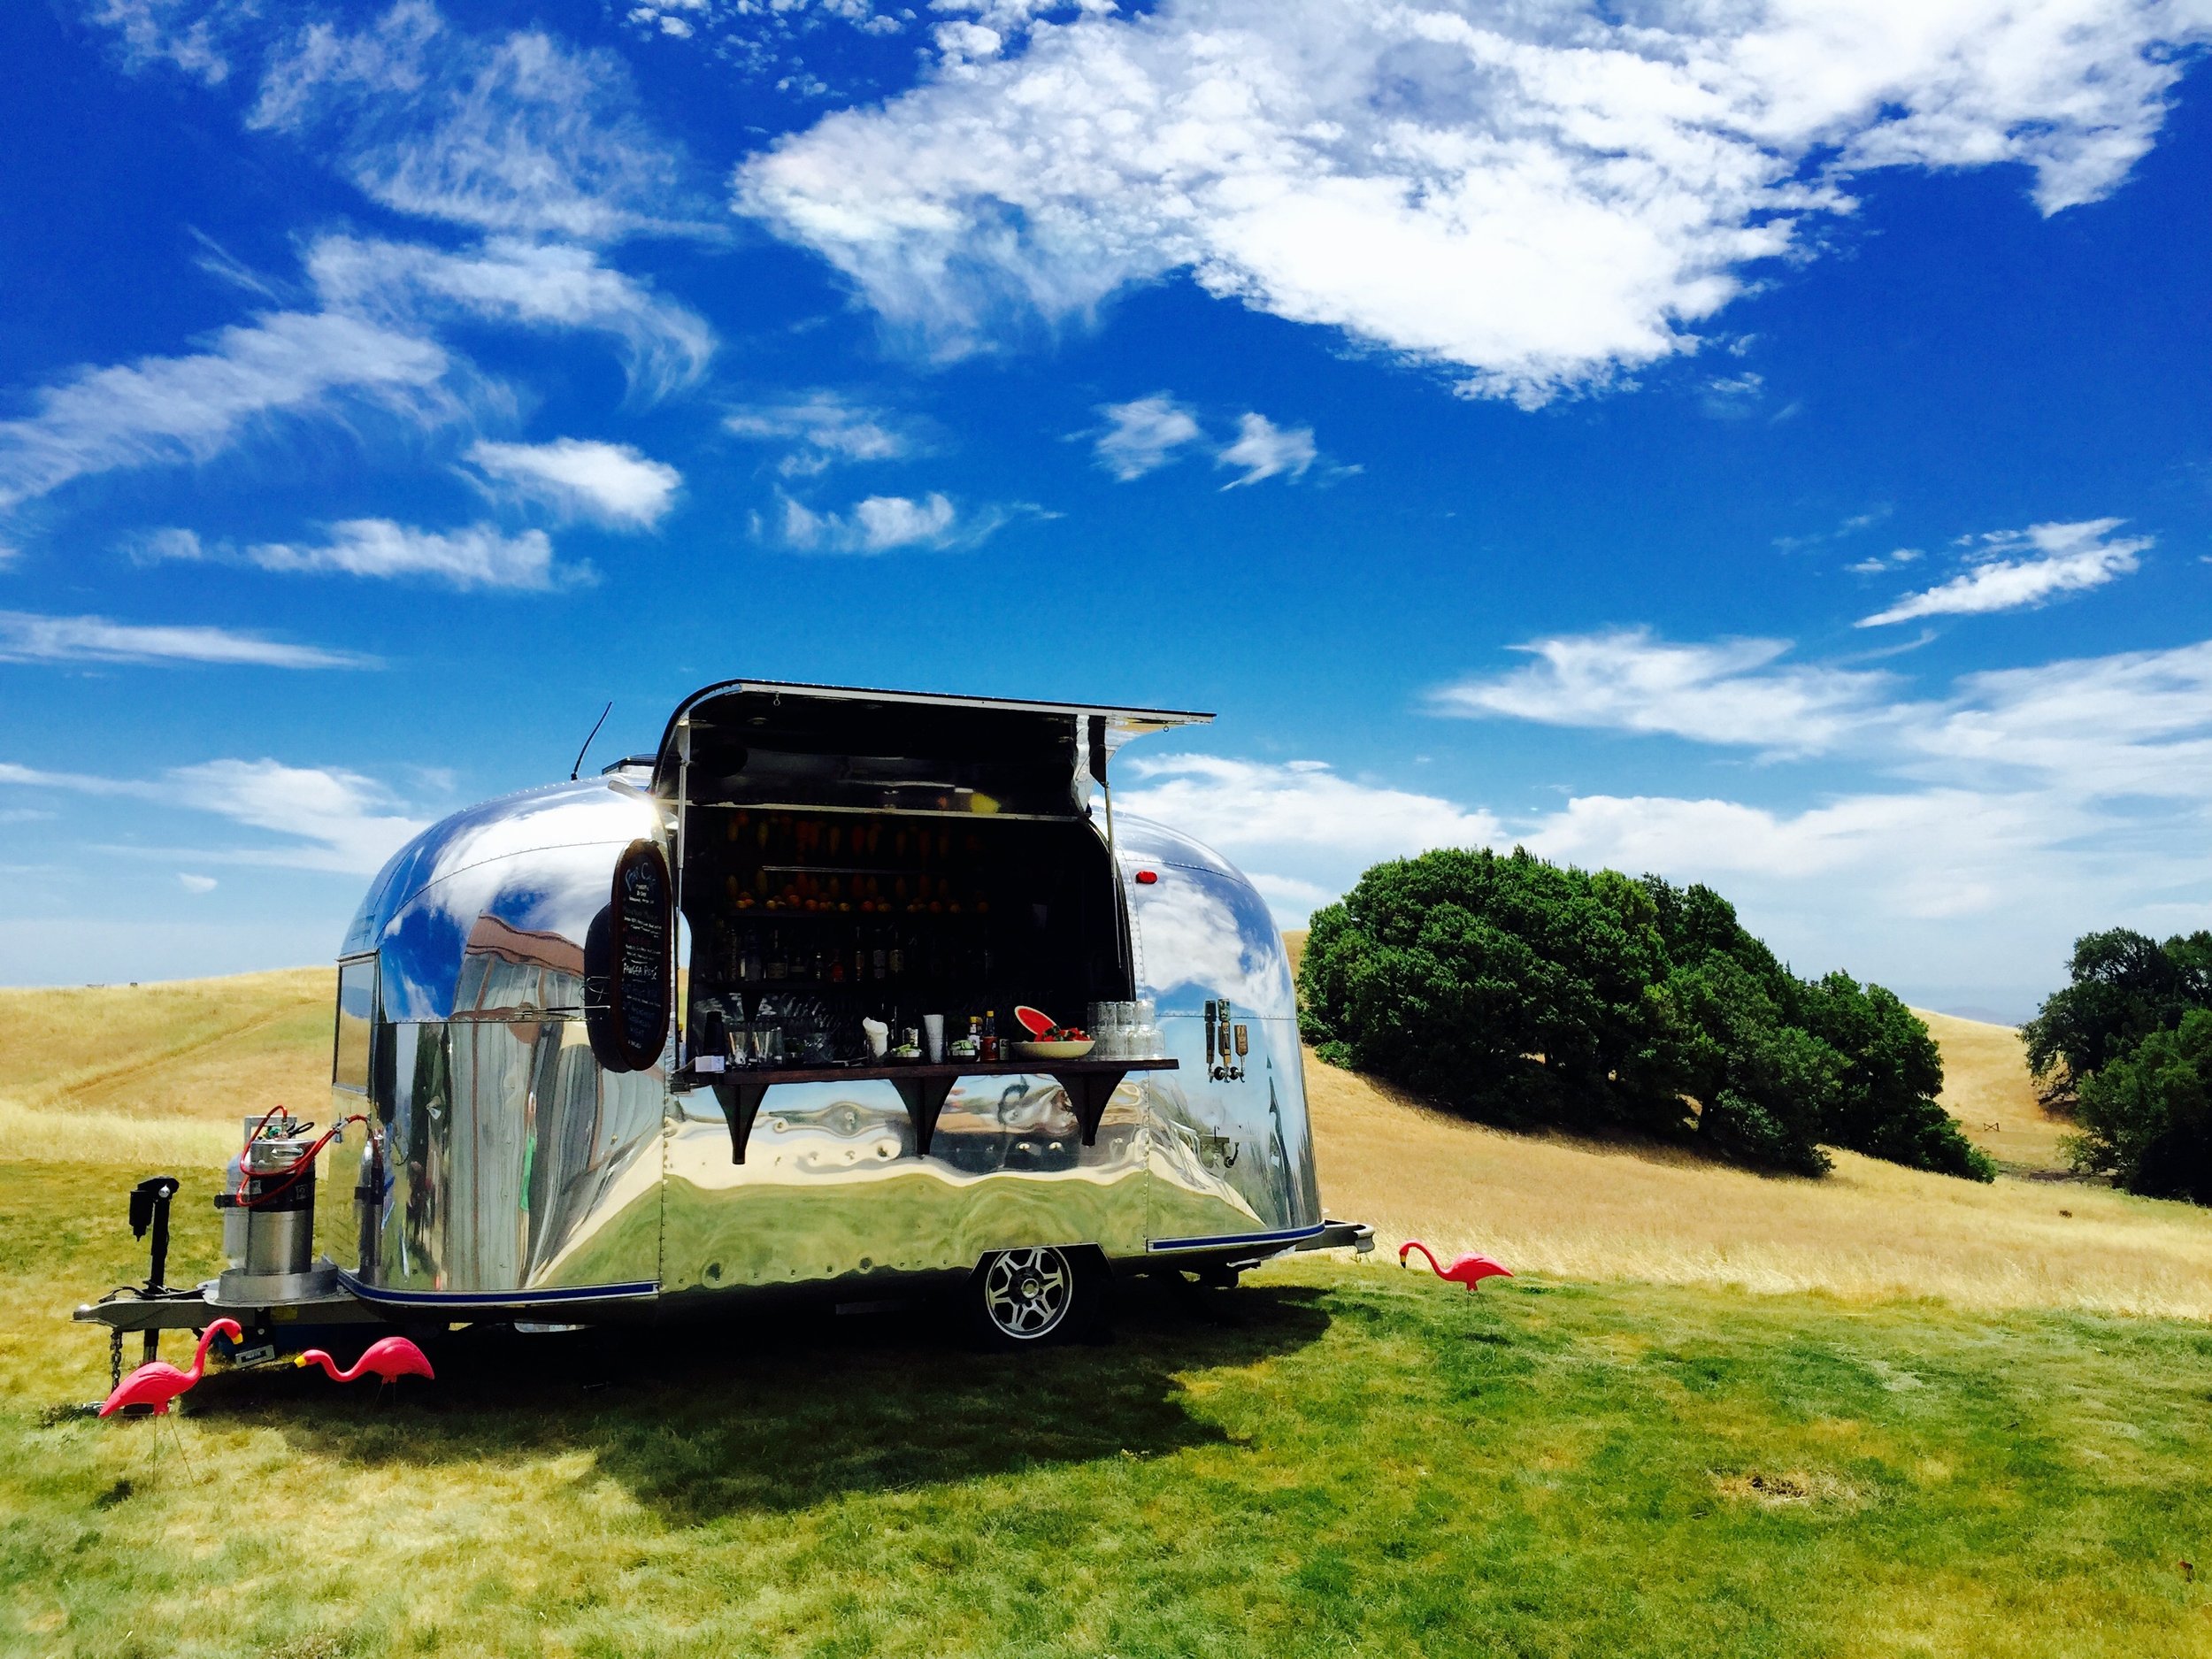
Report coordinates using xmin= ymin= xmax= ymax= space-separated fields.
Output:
xmin=968 ymin=1245 xmax=1103 ymax=1348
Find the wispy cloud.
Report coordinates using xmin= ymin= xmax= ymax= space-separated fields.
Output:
xmin=87 ymin=0 xmax=237 ymax=87
xmin=771 ymin=490 xmax=1046 ymax=555
xmin=17 ymin=4 xmax=715 ymax=527
xmin=242 ymin=519 xmax=576 ymax=590
xmin=1216 ymin=412 xmax=1317 ymax=488
xmin=249 ymin=1 xmax=709 ymax=242
xmin=303 ymin=234 xmax=714 ymax=403
xmin=0 ymin=611 xmax=370 ymax=669
xmin=1437 ymin=625 xmax=2212 ymax=807
xmin=1860 ymin=518 xmax=2150 ymax=626
xmin=724 ymin=392 xmax=913 ymax=475
xmin=464 ymin=437 xmax=680 ymax=527
xmin=0 ymin=311 xmax=451 ymax=512
xmin=1847 ymin=548 xmax=1923 ymax=575
xmin=0 ymin=230 xmax=717 ymax=518
xmin=1091 ymin=393 xmax=1201 ymax=481
xmin=1123 ymin=629 xmax=2212 ymax=1002
xmin=779 ymin=491 xmax=955 ymax=554
xmin=1432 ymin=629 xmax=1893 ymax=756
xmin=1774 ymin=505 xmax=1891 ymax=556
xmin=0 ymin=757 xmax=427 ymax=874
xmin=144 ymin=518 xmax=579 ymax=589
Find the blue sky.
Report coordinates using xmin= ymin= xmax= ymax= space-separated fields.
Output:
xmin=4 ymin=0 xmax=2211 ymax=1018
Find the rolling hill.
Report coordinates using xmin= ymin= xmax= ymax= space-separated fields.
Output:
xmin=7 ymin=967 xmax=2212 ymax=1656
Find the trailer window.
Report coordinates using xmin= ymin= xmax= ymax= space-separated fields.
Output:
xmin=334 ymin=956 xmax=376 ymax=1094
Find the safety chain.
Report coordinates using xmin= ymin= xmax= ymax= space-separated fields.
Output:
xmin=110 ymin=1327 xmax=123 ymax=1392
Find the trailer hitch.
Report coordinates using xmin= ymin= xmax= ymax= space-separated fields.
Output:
xmin=126 ymin=1176 xmax=180 ymax=1365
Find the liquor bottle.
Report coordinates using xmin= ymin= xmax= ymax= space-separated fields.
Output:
xmin=872 ymin=927 xmax=887 ymax=982
xmin=767 ymin=930 xmax=787 ymax=982
xmin=888 ymin=931 xmax=905 ymax=979
xmin=830 ymin=944 xmax=846 ymax=985
xmin=740 ymin=928 xmax=762 ymax=984
xmin=981 ymin=1009 xmax=1000 ymax=1063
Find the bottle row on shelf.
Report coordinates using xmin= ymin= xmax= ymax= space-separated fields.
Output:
xmin=719 ymin=810 xmax=987 ymax=868
xmin=707 ymin=920 xmax=992 ymax=989
xmin=721 ymin=867 xmax=990 ymax=916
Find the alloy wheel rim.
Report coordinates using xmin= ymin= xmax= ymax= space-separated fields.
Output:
xmin=983 ymin=1247 xmax=1072 ymax=1339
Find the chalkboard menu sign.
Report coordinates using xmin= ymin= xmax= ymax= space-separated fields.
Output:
xmin=603 ymin=839 xmax=672 ymax=1073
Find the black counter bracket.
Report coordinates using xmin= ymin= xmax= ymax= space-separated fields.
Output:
xmin=691 ymin=1058 xmax=1179 ymax=1164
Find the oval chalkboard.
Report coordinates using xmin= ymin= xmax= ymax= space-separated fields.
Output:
xmin=603 ymin=839 xmax=672 ymax=1073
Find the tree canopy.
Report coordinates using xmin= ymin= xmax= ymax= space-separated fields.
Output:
xmin=2024 ymin=928 xmax=2212 ymax=1201
xmin=2022 ymin=928 xmax=2212 ymax=1103
xmin=1298 ymin=848 xmax=1993 ymax=1181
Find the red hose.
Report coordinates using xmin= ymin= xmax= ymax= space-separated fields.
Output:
xmin=233 ymin=1112 xmax=368 ymax=1208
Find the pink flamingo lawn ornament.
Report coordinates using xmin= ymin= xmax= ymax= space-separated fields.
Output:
xmin=296 ymin=1335 xmax=435 ymax=1394
xmin=99 ymin=1318 xmax=242 ymax=1417
xmin=1399 ymin=1240 xmax=1513 ymax=1291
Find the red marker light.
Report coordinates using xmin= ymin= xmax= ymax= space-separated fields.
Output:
xmin=1134 ymin=869 xmax=1158 ymax=884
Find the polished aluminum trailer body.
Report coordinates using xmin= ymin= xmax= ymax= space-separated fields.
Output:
xmin=322 ymin=683 xmax=1332 ymax=1325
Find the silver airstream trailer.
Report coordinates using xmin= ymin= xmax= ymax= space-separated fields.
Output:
xmin=81 ymin=682 xmax=1367 ymax=1356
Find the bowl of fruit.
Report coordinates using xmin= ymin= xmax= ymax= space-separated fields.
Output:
xmin=1011 ymin=1005 xmax=1093 ymax=1060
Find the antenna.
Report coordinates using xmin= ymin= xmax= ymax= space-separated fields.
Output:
xmin=570 ymin=701 xmax=612 ymax=780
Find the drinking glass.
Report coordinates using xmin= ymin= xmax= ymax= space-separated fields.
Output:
xmin=1133 ymin=999 xmax=1159 ymax=1058
xmin=923 ymin=1013 xmax=945 ymax=1063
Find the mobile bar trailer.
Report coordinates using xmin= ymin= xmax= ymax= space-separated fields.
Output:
xmin=78 ymin=681 xmax=1370 ymax=1371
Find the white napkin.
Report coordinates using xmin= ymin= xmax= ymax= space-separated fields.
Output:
xmin=861 ymin=1018 xmax=888 ymax=1059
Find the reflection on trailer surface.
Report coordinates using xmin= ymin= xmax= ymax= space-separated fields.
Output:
xmin=78 ymin=682 xmax=1368 ymax=1355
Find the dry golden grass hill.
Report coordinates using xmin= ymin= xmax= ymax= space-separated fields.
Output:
xmin=6 ymin=956 xmax=2209 ymax=1321
xmin=1281 ymin=928 xmax=2212 ymax=1319
xmin=0 ymin=968 xmax=330 ymax=1165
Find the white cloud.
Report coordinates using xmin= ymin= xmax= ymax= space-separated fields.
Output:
xmin=1071 ymin=628 xmax=2212 ymax=1007
xmin=465 ymin=438 xmax=680 ymax=527
xmin=0 ymin=611 xmax=369 ymax=670
xmin=1905 ymin=641 xmax=2212 ymax=802
xmin=774 ymin=490 xmax=1034 ymax=554
xmin=0 ymin=230 xmax=715 ymax=517
xmin=177 ymin=873 xmax=218 ymax=893
xmin=1216 ymin=412 xmax=1317 ymax=488
xmin=1433 ymin=629 xmax=1895 ymax=755
xmin=0 ymin=757 xmax=426 ymax=875
xmin=1092 ymin=393 xmax=1202 ymax=480
xmin=1860 ymin=517 xmax=2150 ymax=626
xmin=4 ymin=9 xmax=716 ymax=524
xmin=87 ymin=0 xmax=236 ymax=85
xmin=250 ymin=1 xmax=704 ymax=242
xmin=1244 ymin=871 xmax=1338 ymax=914
xmin=1118 ymin=754 xmax=1502 ymax=864
xmin=734 ymin=0 xmax=2210 ymax=402
xmin=1442 ymin=626 xmax=2212 ymax=808
xmin=242 ymin=519 xmax=575 ymax=590
xmin=725 ymin=392 xmax=912 ymax=474
xmin=303 ymin=234 xmax=714 ymax=403
xmin=1847 ymin=547 xmax=1923 ymax=574
xmin=0 ymin=311 xmax=451 ymax=512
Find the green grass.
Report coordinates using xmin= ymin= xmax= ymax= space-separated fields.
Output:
xmin=6 ymin=1159 xmax=2212 ymax=1657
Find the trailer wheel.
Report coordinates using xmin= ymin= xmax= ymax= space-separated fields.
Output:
xmin=972 ymin=1246 xmax=1082 ymax=1346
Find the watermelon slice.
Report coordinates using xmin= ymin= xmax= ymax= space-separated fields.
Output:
xmin=1014 ymin=1005 xmax=1056 ymax=1037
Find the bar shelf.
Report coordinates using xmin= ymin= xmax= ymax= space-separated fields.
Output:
xmin=676 ymin=1057 xmax=1178 ymax=1164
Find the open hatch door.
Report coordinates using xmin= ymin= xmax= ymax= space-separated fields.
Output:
xmin=653 ymin=681 xmax=1212 ymax=817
